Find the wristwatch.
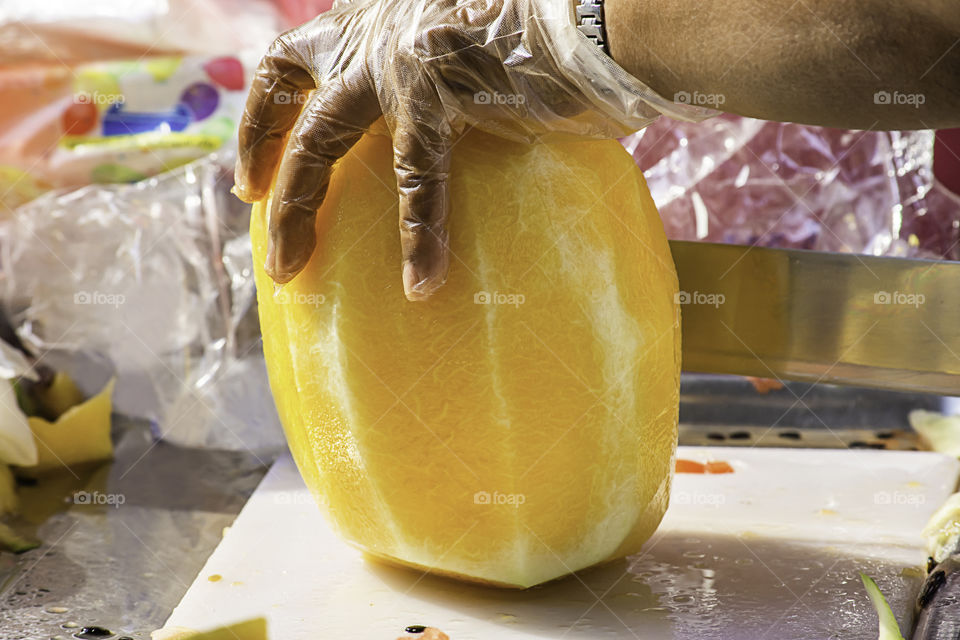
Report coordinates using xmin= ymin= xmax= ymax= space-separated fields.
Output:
xmin=574 ymin=0 xmax=610 ymax=56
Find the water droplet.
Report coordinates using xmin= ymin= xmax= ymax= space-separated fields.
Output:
xmin=673 ymin=594 xmax=694 ymax=603
xmin=207 ymin=574 xmax=222 ymax=583
xmin=62 ymin=623 xmax=80 ymax=629
xmin=46 ymin=606 xmax=69 ymax=614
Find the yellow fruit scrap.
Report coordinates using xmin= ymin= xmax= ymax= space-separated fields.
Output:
xmin=35 ymin=371 xmax=87 ymax=421
xmin=0 ymin=521 xmax=38 ymax=553
xmin=0 ymin=464 xmax=18 ymax=516
xmin=151 ymin=618 xmax=268 ymax=640
xmin=252 ymin=130 xmax=680 ymax=588
xmin=0 ymin=383 xmax=38 ymax=467
xmin=26 ymin=378 xmax=115 ymax=474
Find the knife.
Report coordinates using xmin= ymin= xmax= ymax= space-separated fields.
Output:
xmin=670 ymin=240 xmax=960 ymax=395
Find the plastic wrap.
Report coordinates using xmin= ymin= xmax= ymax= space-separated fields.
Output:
xmin=0 ymin=0 xmax=282 ymax=66
xmin=624 ymin=114 xmax=959 ymax=259
xmin=0 ymin=148 xmax=285 ymax=453
xmin=0 ymin=53 xmax=259 ymax=212
xmin=0 ymin=0 xmax=297 ymax=213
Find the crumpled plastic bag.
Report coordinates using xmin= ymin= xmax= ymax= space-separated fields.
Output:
xmin=623 ymin=114 xmax=957 ymax=260
xmin=0 ymin=0 xmax=282 ymax=66
xmin=0 ymin=53 xmax=258 ymax=213
xmin=0 ymin=147 xmax=285 ymax=453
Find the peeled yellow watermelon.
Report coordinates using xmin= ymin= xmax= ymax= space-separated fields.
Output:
xmin=252 ymin=130 xmax=680 ymax=588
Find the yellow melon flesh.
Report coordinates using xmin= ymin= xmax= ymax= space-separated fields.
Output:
xmin=36 ymin=372 xmax=86 ymax=421
xmin=252 ymin=130 xmax=680 ymax=588
xmin=27 ymin=378 xmax=114 ymax=474
xmin=0 ymin=464 xmax=17 ymax=516
xmin=151 ymin=618 xmax=268 ymax=640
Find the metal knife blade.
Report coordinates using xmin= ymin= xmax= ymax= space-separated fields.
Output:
xmin=670 ymin=240 xmax=960 ymax=395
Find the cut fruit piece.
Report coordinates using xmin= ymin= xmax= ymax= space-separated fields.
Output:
xmin=35 ymin=372 xmax=86 ymax=421
xmin=705 ymin=461 xmax=734 ymax=474
xmin=0 ymin=521 xmax=38 ymax=553
xmin=0 ymin=382 xmax=38 ymax=467
xmin=676 ymin=459 xmax=707 ymax=474
xmin=0 ymin=464 xmax=17 ymax=516
xmin=860 ymin=574 xmax=906 ymax=640
xmin=12 ymin=379 xmax=38 ymax=417
xmin=151 ymin=618 xmax=268 ymax=640
xmin=923 ymin=491 xmax=960 ymax=563
xmin=252 ymin=130 xmax=681 ymax=588
xmin=25 ymin=378 xmax=114 ymax=474
xmin=910 ymin=410 xmax=960 ymax=457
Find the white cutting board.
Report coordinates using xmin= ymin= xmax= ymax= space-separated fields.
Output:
xmin=164 ymin=447 xmax=960 ymax=639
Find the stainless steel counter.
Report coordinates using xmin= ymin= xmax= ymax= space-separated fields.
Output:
xmin=1 ymin=417 xmax=271 ymax=639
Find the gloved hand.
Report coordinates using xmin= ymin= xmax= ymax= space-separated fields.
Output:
xmin=234 ymin=0 xmax=714 ymax=300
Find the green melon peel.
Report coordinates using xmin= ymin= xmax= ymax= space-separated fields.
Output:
xmin=860 ymin=574 xmax=906 ymax=640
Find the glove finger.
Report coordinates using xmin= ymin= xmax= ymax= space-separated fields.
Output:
xmin=390 ymin=96 xmax=452 ymax=301
xmin=266 ymin=80 xmax=381 ymax=283
xmin=234 ymin=38 xmax=315 ymax=203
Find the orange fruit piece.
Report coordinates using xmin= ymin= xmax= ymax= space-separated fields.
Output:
xmin=706 ymin=461 xmax=735 ymax=474
xmin=675 ymin=459 xmax=707 ymax=474
xmin=251 ymin=129 xmax=681 ymax=588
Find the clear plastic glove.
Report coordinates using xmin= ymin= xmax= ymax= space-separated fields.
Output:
xmin=234 ymin=0 xmax=715 ymax=300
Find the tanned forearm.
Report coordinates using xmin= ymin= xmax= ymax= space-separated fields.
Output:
xmin=605 ymin=0 xmax=960 ymax=130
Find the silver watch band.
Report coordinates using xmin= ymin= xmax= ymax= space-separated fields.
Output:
xmin=575 ymin=0 xmax=610 ymax=56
